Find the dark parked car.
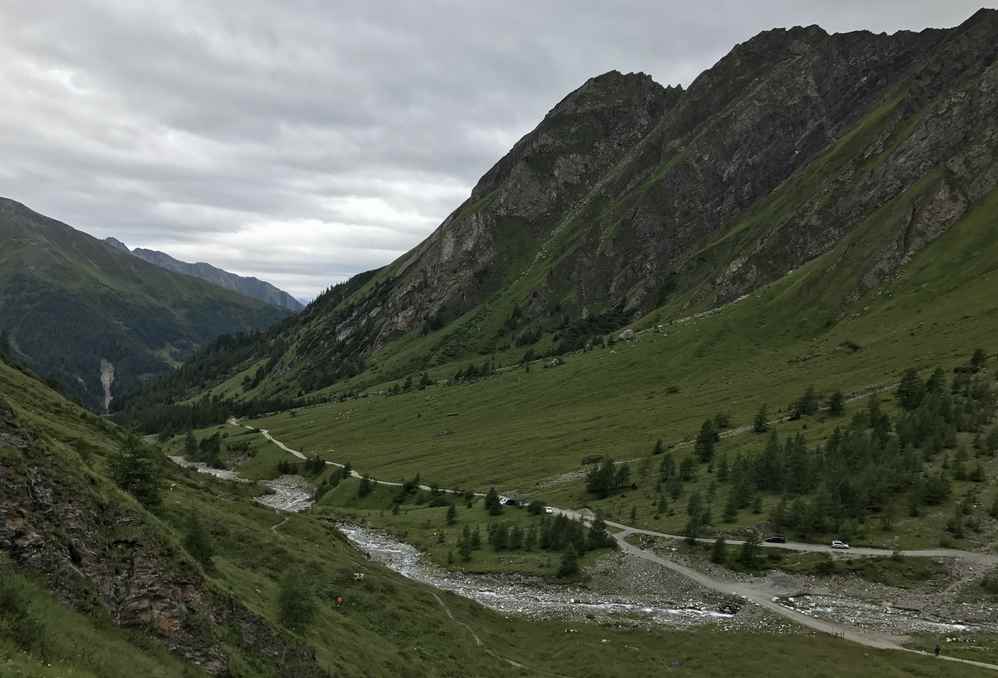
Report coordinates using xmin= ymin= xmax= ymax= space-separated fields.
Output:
xmin=764 ymin=535 xmax=786 ymax=544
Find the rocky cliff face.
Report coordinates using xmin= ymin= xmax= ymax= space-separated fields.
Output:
xmin=338 ymin=11 xmax=997 ymax=344
xmin=548 ymin=24 xmax=949 ymax=310
xmin=0 ymin=393 xmax=327 ymax=676
xmin=360 ymin=71 xmax=681 ymax=347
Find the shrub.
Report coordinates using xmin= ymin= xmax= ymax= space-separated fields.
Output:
xmin=184 ymin=516 xmax=214 ymax=569
xmin=110 ymin=434 xmax=161 ymax=508
xmin=557 ymin=545 xmax=579 ymax=578
xmin=0 ymin=574 xmax=46 ymax=654
xmin=484 ymin=487 xmax=502 ymax=515
xmin=710 ymin=537 xmax=727 ymax=564
xmin=357 ymin=475 xmax=374 ymax=498
xmin=278 ymin=571 xmax=317 ymax=632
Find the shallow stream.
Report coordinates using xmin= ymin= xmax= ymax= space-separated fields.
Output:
xmin=339 ymin=523 xmax=736 ymax=626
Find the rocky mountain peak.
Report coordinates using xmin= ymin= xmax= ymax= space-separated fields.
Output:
xmin=469 ymin=69 xmax=678 ymax=201
xmin=544 ymin=70 xmax=668 ymax=119
xmin=103 ymin=237 xmax=130 ymax=252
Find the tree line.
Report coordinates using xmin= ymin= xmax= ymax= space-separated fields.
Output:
xmin=581 ymin=350 xmax=996 ymax=545
xmin=689 ymin=353 xmax=995 ymax=542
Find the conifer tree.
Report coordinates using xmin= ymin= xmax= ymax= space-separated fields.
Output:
xmin=695 ymin=419 xmax=718 ymax=463
xmin=184 ymin=516 xmax=214 ymax=568
xmin=896 ymin=369 xmax=926 ymax=410
xmin=710 ymin=536 xmax=727 ymax=564
xmin=827 ymin=390 xmax=846 ymax=417
xmin=111 ymin=434 xmax=161 ymax=508
xmin=557 ymin=544 xmax=579 ymax=577
xmin=278 ymin=571 xmax=317 ymax=631
xmin=753 ymin=404 xmax=769 ymax=433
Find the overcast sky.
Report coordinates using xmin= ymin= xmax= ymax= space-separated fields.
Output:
xmin=1 ymin=1 xmax=990 ymax=299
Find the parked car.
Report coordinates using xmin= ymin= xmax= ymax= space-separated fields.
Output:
xmin=831 ymin=540 xmax=850 ymax=550
xmin=764 ymin=535 xmax=786 ymax=544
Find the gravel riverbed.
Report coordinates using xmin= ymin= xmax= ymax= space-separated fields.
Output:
xmin=339 ymin=523 xmax=791 ymax=630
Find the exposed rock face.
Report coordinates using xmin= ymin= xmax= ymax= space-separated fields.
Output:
xmin=103 ymin=237 xmax=130 ymax=252
xmin=0 ymin=396 xmax=31 ymax=449
xmin=555 ymin=24 xmax=952 ymax=309
xmin=0 ymin=405 xmax=326 ymax=676
xmin=298 ymin=13 xmax=996 ymax=361
xmin=363 ymin=70 xmax=680 ymax=347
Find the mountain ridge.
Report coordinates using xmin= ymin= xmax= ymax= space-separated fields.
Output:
xmin=117 ymin=9 xmax=998 ymax=416
xmin=121 ymin=244 xmax=304 ymax=312
xmin=0 ymin=197 xmax=290 ymax=410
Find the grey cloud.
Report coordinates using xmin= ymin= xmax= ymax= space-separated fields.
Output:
xmin=0 ymin=0 xmax=990 ymax=298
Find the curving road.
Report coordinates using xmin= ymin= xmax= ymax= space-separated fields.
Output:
xmin=536 ymin=506 xmax=998 ymax=566
xmin=230 ymin=419 xmax=484 ymax=496
xmin=613 ymin=526 xmax=998 ymax=672
xmin=230 ymin=418 xmax=998 ymax=672
xmin=606 ymin=522 xmax=998 ymax=565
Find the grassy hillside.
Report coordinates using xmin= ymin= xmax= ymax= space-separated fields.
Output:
xmin=2 ymin=352 xmax=987 ymax=675
xmin=237 ymin=182 xmax=993 ymax=480
xmin=214 ymin=185 xmax=998 ymax=566
xmin=0 ymin=198 xmax=289 ymax=410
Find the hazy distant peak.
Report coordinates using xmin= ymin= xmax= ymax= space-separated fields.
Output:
xmin=128 ymin=246 xmax=304 ymax=312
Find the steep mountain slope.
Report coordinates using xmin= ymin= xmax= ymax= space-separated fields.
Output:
xmin=117 ymin=243 xmax=304 ymax=312
xmin=119 ymin=10 xmax=998 ymax=414
xmin=210 ymin=180 xmax=998 ymax=495
xmin=0 ymin=198 xmax=289 ymax=410
xmin=0 ymin=358 xmax=327 ymax=676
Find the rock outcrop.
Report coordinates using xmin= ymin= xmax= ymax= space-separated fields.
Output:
xmin=0 ymin=401 xmax=327 ymax=676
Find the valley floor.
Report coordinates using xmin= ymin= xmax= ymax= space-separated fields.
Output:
xmin=169 ymin=418 xmax=998 ymax=673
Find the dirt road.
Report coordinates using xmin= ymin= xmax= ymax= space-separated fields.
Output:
xmin=613 ymin=526 xmax=998 ymax=672
xmin=231 ymin=418 xmax=998 ymax=671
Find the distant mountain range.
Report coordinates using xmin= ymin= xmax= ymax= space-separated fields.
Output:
xmin=0 ymin=198 xmax=290 ymax=410
xmin=104 ymin=238 xmax=304 ymax=312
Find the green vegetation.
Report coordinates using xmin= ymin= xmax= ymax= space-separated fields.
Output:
xmin=7 ymin=356 xmax=984 ymax=676
xmin=197 ymin=179 xmax=998 ymax=522
xmin=774 ymin=553 xmax=948 ymax=589
xmin=9 ymin=17 xmax=998 ymax=675
xmin=277 ymin=570 xmax=318 ymax=632
xmin=0 ymin=555 xmax=204 ymax=678
xmin=649 ymin=536 xmax=949 ymax=589
xmin=656 ymin=357 xmax=997 ymax=547
xmin=0 ymin=198 xmax=287 ymax=409
xmin=907 ymin=633 xmax=998 ymax=667
xmin=585 ymin=458 xmax=633 ymax=498
xmin=183 ymin=516 xmax=215 ymax=569
xmin=110 ymin=433 xmax=162 ymax=508
xmin=316 ymin=476 xmax=614 ymax=577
